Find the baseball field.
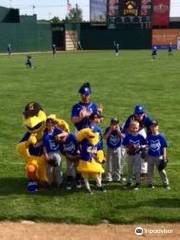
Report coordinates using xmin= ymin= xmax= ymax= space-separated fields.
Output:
xmin=0 ymin=50 xmax=179 ymax=228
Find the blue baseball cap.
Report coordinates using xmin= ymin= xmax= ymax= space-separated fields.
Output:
xmin=79 ymin=87 xmax=91 ymax=96
xmin=79 ymin=82 xmax=91 ymax=96
xmin=134 ymin=105 xmax=144 ymax=114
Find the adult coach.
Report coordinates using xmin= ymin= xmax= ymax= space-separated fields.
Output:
xmin=71 ymin=82 xmax=102 ymax=131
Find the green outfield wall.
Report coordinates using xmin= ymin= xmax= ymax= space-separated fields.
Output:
xmin=80 ymin=27 xmax=152 ymax=49
xmin=0 ymin=22 xmax=51 ymax=53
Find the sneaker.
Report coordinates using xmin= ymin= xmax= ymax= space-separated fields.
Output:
xmin=86 ymin=188 xmax=93 ymax=194
xmin=134 ymin=183 xmax=140 ymax=191
xmin=96 ymin=186 xmax=107 ymax=192
xmin=126 ymin=182 xmax=132 ymax=187
xmin=148 ymin=184 xmax=155 ymax=189
xmin=121 ymin=177 xmax=127 ymax=182
xmin=113 ymin=178 xmax=121 ymax=182
xmin=65 ymin=182 xmax=73 ymax=191
xmin=164 ymin=185 xmax=171 ymax=190
xmin=27 ymin=181 xmax=38 ymax=193
xmin=106 ymin=178 xmax=113 ymax=183
xmin=76 ymin=183 xmax=82 ymax=189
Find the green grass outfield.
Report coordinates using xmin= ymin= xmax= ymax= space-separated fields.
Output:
xmin=0 ymin=50 xmax=180 ymax=224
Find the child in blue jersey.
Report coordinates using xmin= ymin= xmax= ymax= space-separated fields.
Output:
xmin=89 ymin=112 xmax=104 ymax=152
xmin=43 ymin=118 xmax=63 ymax=187
xmin=71 ymin=82 xmax=103 ymax=130
xmin=147 ymin=120 xmax=170 ymax=189
xmin=57 ymin=131 xmax=81 ymax=190
xmin=152 ymin=46 xmax=157 ymax=60
xmin=122 ymin=105 xmax=152 ymax=176
xmin=104 ymin=118 xmax=124 ymax=182
xmin=123 ymin=120 xmax=147 ymax=190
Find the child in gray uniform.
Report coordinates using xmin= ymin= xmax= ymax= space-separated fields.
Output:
xmin=122 ymin=121 xmax=147 ymax=190
xmin=43 ymin=118 xmax=63 ymax=187
xmin=104 ymin=118 xmax=124 ymax=182
xmin=147 ymin=120 xmax=170 ymax=189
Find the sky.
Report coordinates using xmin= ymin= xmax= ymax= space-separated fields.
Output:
xmin=0 ymin=0 xmax=179 ymax=20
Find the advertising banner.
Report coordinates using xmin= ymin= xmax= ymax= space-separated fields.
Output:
xmin=152 ymin=0 xmax=170 ymax=27
xmin=152 ymin=29 xmax=180 ymax=48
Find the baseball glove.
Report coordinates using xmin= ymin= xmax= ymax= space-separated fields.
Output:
xmin=127 ymin=144 xmax=140 ymax=155
xmin=158 ymin=159 xmax=168 ymax=171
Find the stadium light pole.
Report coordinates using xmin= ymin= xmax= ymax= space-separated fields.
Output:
xmin=48 ymin=12 xmax=52 ymax=20
xmin=32 ymin=5 xmax=35 ymax=15
xmin=9 ymin=0 xmax=12 ymax=8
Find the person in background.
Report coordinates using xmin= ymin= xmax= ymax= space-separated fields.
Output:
xmin=52 ymin=43 xmax=56 ymax=56
xmin=114 ymin=42 xmax=119 ymax=56
xmin=168 ymin=42 xmax=173 ymax=56
xmin=152 ymin=45 xmax=157 ymax=60
xmin=7 ymin=43 xmax=12 ymax=56
xmin=25 ymin=55 xmax=32 ymax=68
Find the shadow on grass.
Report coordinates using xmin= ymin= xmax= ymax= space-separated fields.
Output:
xmin=0 ymin=177 xmax=83 ymax=197
xmin=114 ymin=198 xmax=180 ymax=210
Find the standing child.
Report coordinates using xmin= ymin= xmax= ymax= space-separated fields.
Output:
xmin=89 ymin=112 xmax=104 ymax=155
xmin=152 ymin=46 xmax=157 ymax=60
xmin=25 ymin=55 xmax=32 ymax=68
xmin=168 ymin=42 xmax=173 ymax=56
xmin=114 ymin=42 xmax=119 ymax=56
xmin=7 ymin=43 xmax=12 ymax=56
xmin=57 ymin=131 xmax=81 ymax=191
xmin=104 ymin=118 xmax=124 ymax=182
xmin=147 ymin=120 xmax=170 ymax=189
xmin=43 ymin=118 xmax=63 ymax=187
xmin=122 ymin=120 xmax=147 ymax=190
xmin=52 ymin=44 xmax=56 ymax=56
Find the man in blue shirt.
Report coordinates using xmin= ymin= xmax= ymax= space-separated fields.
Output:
xmin=71 ymin=82 xmax=102 ymax=130
xmin=122 ymin=105 xmax=152 ymax=135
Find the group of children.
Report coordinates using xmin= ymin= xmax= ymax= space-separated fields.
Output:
xmin=39 ymin=105 xmax=170 ymax=194
xmin=40 ymin=82 xmax=171 ymax=193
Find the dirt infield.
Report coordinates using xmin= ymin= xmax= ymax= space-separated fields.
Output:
xmin=0 ymin=222 xmax=179 ymax=240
